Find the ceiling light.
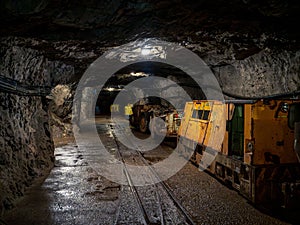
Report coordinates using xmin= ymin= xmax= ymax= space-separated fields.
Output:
xmin=129 ymin=72 xmax=148 ymax=77
xmin=141 ymin=48 xmax=151 ymax=55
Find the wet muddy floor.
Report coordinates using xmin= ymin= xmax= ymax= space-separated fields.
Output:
xmin=2 ymin=118 xmax=298 ymax=225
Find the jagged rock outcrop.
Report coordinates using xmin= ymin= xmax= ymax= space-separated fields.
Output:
xmin=213 ymin=49 xmax=300 ymax=97
xmin=0 ymin=93 xmax=53 ymax=213
xmin=48 ymin=84 xmax=73 ymax=139
xmin=0 ymin=38 xmax=75 ymax=85
xmin=0 ymin=40 xmax=75 ymax=213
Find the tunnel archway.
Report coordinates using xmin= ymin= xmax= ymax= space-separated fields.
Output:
xmin=0 ymin=0 xmax=300 ymax=223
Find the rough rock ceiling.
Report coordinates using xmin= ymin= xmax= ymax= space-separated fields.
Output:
xmin=1 ymin=0 xmax=299 ymax=44
xmin=0 ymin=0 xmax=299 ymax=97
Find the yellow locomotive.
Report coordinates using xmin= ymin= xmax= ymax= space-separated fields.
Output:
xmin=178 ymin=99 xmax=300 ymax=209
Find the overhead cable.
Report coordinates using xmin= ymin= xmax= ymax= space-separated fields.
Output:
xmin=0 ymin=74 xmax=51 ymax=96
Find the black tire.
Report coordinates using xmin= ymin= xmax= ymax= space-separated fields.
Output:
xmin=139 ymin=115 xmax=148 ymax=133
xmin=129 ymin=115 xmax=134 ymax=126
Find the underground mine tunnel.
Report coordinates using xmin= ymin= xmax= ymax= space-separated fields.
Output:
xmin=0 ymin=0 xmax=300 ymax=224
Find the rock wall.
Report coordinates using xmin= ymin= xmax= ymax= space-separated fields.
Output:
xmin=48 ymin=84 xmax=73 ymax=139
xmin=0 ymin=38 xmax=75 ymax=85
xmin=187 ymin=32 xmax=300 ymax=98
xmin=0 ymin=94 xmax=54 ymax=213
xmin=199 ymin=48 xmax=299 ymax=98
xmin=215 ymin=49 xmax=300 ymax=97
xmin=0 ymin=39 xmax=75 ymax=214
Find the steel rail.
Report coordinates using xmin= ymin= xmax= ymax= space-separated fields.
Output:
xmin=110 ymin=124 xmax=150 ymax=225
xmin=134 ymin=147 xmax=197 ymax=225
xmin=110 ymin=122 xmax=196 ymax=225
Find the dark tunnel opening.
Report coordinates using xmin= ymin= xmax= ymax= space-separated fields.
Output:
xmin=96 ymin=61 xmax=206 ymax=116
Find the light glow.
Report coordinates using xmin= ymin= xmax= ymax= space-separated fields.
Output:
xmin=141 ymin=48 xmax=151 ymax=55
xmin=130 ymin=72 xmax=148 ymax=77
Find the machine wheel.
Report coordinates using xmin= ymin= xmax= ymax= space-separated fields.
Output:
xmin=129 ymin=115 xmax=134 ymax=127
xmin=139 ymin=115 xmax=148 ymax=133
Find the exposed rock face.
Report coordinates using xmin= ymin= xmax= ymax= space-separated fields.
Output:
xmin=190 ymin=36 xmax=300 ymax=97
xmin=108 ymin=37 xmax=300 ymax=99
xmin=214 ymin=49 xmax=300 ymax=97
xmin=0 ymin=40 xmax=75 ymax=213
xmin=0 ymin=38 xmax=75 ymax=85
xmin=0 ymin=93 xmax=54 ymax=213
xmin=48 ymin=84 xmax=73 ymax=139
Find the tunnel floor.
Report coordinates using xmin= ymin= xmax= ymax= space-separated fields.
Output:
xmin=2 ymin=118 xmax=295 ymax=225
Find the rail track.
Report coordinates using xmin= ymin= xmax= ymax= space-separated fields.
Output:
xmin=98 ymin=123 xmax=195 ymax=225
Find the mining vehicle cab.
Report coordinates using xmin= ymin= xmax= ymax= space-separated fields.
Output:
xmin=129 ymin=96 xmax=182 ymax=138
xmin=178 ymin=99 xmax=300 ymax=209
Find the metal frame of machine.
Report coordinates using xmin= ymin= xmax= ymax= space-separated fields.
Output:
xmin=178 ymin=99 xmax=300 ymax=209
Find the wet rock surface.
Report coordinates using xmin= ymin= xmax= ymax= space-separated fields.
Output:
xmin=0 ymin=37 xmax=76 ymax=213
xmin=0 ymin=93 xmax=54 ymax=213
xmin=3 ymin=143 xmax=120 ymax=225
